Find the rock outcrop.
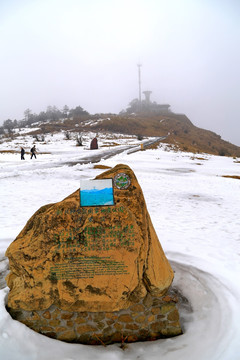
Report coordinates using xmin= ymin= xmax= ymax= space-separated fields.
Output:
xmin=6 ymin=164 xmax=181 ymax=343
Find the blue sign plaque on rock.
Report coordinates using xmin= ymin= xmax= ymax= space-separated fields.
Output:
xmin=80 ymin=179 xmax=114 ymax=207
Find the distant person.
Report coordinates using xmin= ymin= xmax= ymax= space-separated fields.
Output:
xmin=20 ymin=147 xmax=25 ymax=160
xmin=30 ymin=145 xmax=37 ymax=159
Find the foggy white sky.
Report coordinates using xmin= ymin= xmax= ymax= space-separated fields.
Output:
xmin=1 ymin=0 xmax=240 ymax=145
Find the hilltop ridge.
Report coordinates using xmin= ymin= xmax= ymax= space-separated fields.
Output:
xmin=29 ymin=112 xmax=240 ymax=157
xmin=2 ymin=110 xmax=240 ymax=157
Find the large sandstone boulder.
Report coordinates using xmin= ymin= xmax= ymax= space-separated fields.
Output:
xmin=6 ymin=164 xmax=174 ymax=313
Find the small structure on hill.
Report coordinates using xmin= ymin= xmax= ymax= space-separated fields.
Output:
xmin=143 ymin=90 xmax=152 ymax=103
xmin=90 ymin=137 xmax=98 ymax=149
xmin=6 ymin=164 xmax=182 ymax=344
xmin=126 ymin=92 xmax=171 ymax=115
xmin=126 ymin=64 xmax=171 ymax=115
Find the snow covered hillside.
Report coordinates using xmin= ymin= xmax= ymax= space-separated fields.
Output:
xmin=0 ymin=132 xmax=240 ymax=360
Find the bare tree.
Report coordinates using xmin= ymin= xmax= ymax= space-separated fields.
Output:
xmin=24 ymin=109 xmax=32 ymax=123
xmin=62 ymin=105 xmax=69 ymax=118
xmin=65 ymin=131 xmax=71 ymax=140
xmin=76 ymin=133 xmax=83 ymax=146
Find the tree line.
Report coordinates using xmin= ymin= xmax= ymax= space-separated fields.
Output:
xmin=1 ymin=105 xmax=89 ymax=132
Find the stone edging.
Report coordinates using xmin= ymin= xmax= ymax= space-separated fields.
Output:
xmin=8 ymin=291 xmax=182 ymax=345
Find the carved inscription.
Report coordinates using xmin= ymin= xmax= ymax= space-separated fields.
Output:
xmin=50 ymin=206 xmax=136 ymax=280
xmin=53 ymin=224 xmax=135 ymax=252
xmin=50 ymin=256 xmax=129 ymax=280
xmin=52 ymin=206 xmax=136 ymax=253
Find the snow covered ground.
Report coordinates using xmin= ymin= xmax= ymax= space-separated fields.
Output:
xmin=0 ymin=132 xmax=240 ymax=360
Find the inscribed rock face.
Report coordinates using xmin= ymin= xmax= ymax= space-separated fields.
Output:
xmin=6 ymin=164 xmax=174 ymax=312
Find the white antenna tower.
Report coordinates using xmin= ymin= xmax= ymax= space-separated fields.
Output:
xmin=137 ymin=64 xmax=142 ymax=103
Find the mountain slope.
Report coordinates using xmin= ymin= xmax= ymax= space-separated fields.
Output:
xmin=79 ymin=113 xmax=240 ymax=157
xmin=27 ymin=113 xmax=240 ymax=157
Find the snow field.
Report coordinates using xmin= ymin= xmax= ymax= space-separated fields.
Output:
xmin=0 ymin=134 xmax=240 ymax=359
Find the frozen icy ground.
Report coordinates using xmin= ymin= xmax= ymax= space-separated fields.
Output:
xmin=0 ymin=132 xmax=240 ymax=360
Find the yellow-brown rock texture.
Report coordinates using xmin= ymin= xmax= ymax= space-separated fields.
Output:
xmin=6 ymin=164 xmax=174 ymax=313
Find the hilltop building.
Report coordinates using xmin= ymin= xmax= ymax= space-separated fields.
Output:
xmin=126 ymin=64 xmax=172 ymax=115
xmin=126 ymin=90 xmax=171 ymax=115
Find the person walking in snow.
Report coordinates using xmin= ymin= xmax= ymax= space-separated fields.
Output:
xmin=30 ymin=145 xmax=37 ymax=159
xmin=20 ymin=147 xmax=25 ymax=160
